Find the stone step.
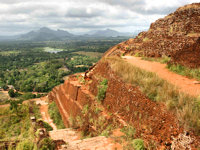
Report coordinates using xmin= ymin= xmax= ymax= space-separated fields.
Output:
xmin=60 ymin=136 xmax=115 ymax=150
xmin=49 ymin=128 xmax=79 ymax=144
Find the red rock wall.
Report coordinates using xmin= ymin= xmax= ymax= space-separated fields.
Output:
xmin=88 ymin=61 xmax=183 ymax=146
xmin=171 ymin=37 xmax=200 ymax=68
xmin=48 ymin=78 xmax=92 ymax=127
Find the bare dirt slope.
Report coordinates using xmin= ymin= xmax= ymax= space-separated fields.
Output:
xmin=123 ymin=56 xmax=200 ymax=97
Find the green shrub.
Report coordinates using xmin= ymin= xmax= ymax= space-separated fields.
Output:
xmin=167 ymin=64 xmax=200 ymax=81
xmin=97 ymin=79 xmax=108 ymax=102
xmin=132 ymin=139 xmax=145 ymax=150
xmin=38 ymin=138 xmax=55 ymax=150
xmin=8 ymin=89 xmax=15 ymax=97
xmin=142 ymin=56 xmax=171 ymax=64
xmin=16 ymin=140 xmax=34 ymax=150
xmin=2 ymin=84 xmax=9 ymax=90
xmin=161 ymin=55 xmax=171 ymax=64
xmin=48 ymin=102 xmax=65 ymax=129
xmin=121 ymin=126 xmax=135 ymax=140
xmin=41 ymin=121 xmax=53 ymax=131
xmin=9 ymin=99 xmax=23 ymax=113
xmin=20 ymin=93 xmax=36 ymax=100
xmin=134 ymin=52 xmax=141 ymax=57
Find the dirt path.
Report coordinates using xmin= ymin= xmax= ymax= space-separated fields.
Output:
xmin=0 ymin=104 xmax=9 ymax=108
xmin=36 ymin=97 xmax=57 ymax=130
xmin=123 ymin=56 xmax=200 ymax=97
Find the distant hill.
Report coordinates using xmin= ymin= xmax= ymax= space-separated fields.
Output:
xmin=19 ymin=27 xmax=74 ymax=41
xmin=0 ymin=35 xmax=20 ymax=41
xmin=85 ymin=29 xmax=133 ymax=37
xmin=0 ymin=27 xmax=134 ymax=42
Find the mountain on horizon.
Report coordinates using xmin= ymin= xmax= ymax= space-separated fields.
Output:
xmin=0 ymin=27 xmax=134 ymax=42
xmin=84 ymin=29 xmax=133 ymax=37
xmin=19 ymin=27 xmax=74 ymax=41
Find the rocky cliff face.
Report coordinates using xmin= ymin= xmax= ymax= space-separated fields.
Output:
xmin=48 ymin=60 xmax=200 ymax=149
xmin=112 ymin=3 xmax=200 ymax=68
xmin=48 ymin=3 xmax=200 ymax=149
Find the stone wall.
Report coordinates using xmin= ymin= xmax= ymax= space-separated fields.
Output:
xmin=48 ymin=78 xmax=92 ymax=127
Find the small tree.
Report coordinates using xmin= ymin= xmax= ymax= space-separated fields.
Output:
xmin=8 ymin=89 xmax=15 ymax=97
xmin=2 ymin=84 xmax=9 ymax=91
xmin=9 ymin=99 xmax=23 ymax=114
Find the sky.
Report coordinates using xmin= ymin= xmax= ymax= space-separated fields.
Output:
xmin=0 ymin=0 xmax=199 ymax=35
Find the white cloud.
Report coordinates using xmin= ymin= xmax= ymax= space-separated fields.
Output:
xmin=0 ymin=0 xmax=198 ymax=35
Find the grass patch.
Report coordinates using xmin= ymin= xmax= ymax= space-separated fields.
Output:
xmin=16 ymin=139 xmax=36 ymax=150
xmin=142 ymin=37 xmax=151 ymax=42
xmin=134 ymin=52 xmax=143 ymax=57
xmin=120 ymin=126 xmax=135 ymax=141
xmin=73 ymin=51 xmax=103 ymax=58
xmin=97 ymin=79 xmax=108 ymax=102
xmin=120 ymin=126 xmax=146 ymax=150
xmin=0 ymin=102 xmax=40 ymax=143
xmin=106 ymin=57 xmax=200 ymax=134
xmin=0 ymin=51 xmax=19 ymax=56
xmin=70 ymin=103 xmax=119 ymax=139
xmin=48 ymin=101 xmax=65 ymax=129
xmin=132 ymin=139 xmax=145 ymax=150
xmin=142 ymin=55 xmax=171 ymax=64
xmin=37 ymin=137 xmax=55 ymax=150
xmin=41 ymin=120 xmax=53 ymax=131
xmin=167 ymin=64 xmax=200 ymax=81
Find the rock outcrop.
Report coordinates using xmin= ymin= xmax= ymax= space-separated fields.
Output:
xmin=111 ymin=3 xmax=200 ymax=68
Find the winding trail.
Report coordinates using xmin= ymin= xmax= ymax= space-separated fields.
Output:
xmin=123 ymin=56 xmax=200 ymax=97
xmin=36 ymin=97 xmax=80 ymax=145
xmin=36 ymin=97 xmax=57 ymax=130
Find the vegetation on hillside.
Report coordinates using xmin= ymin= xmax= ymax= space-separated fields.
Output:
xmin=142 ymin=55 xmax=171 ymax=64
xmin=48 ymin=102 xmax=65 ymax=129
xmin=66 ymin=56 xmax=99 ymax=73
xmin=2 ymin=60 xmax=69 ymax=92
xmin=167 ymin=63 xmax=200 ymax=81
xmin=0 ymin=39 xmax=123 ymax=91
xmin=0 ymin=102 xmax=39 ymax=148
xmin=97 ymin=79 xmax=108 ymax=102
xmin=107 ymin=57 xmax=200 ymax=134
xmin=0 ymin=101 xmax=56 ymax=149
xmin=69 ymin=103 xmax=119 ymax=138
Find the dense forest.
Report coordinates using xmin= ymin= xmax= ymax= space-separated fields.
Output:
xmin=0 ymin=38 xmax=127 ymax=97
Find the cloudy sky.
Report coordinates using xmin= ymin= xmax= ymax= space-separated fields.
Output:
xmin=0 ymin=0 xmax=199 ymax=35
